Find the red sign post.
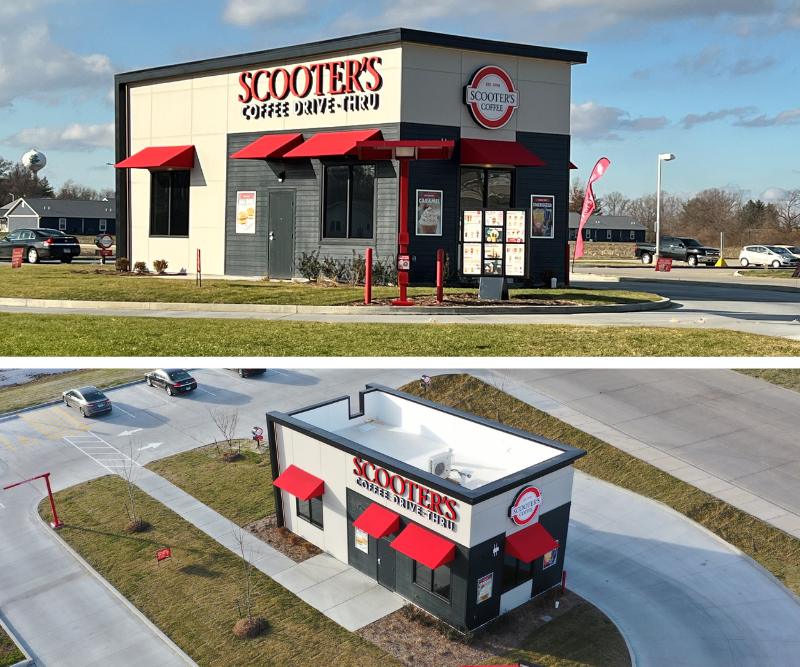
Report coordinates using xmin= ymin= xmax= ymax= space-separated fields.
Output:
xmin=196 ymin=249 xmax=202 ymax=287
xmin=4 ymin=472 xmax=63 ymax=529
xmin=11 ymin=247 xmax=23 ymax=269
xmin=655 ymin=257 xmax=673 ymax=272
xmin=156 ymin=547 xmax=172 ymax=563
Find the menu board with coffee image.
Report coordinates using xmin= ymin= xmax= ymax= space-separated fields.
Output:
xmin=463 ymin=210 xmax=483 ymax=242
xmin=505 ymin=244 xmax=525 ymax=276
xmin=462 ymin=243 xmax=482 ymax=275
xmin=460 ymin=208 xmax=528 ymax=278
xmin=485 ymin=210 xmax=504 ymax=227
xmin=505 ymin=210 xmax=525 ymax=243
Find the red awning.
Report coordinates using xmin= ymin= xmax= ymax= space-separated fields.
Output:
xmin=115 ymin=145 xmax=195 ymax=170
xmin=283 ymin=128 xmax=382 ymax=158
xmin=273 ymin=464 xmax=324 ymax=501
xmin=460 ymin=138 xmax=545 ymax=167
xmin=390 ymin=523 xmax=456 ymax=570
xmin=355 ymin=139 xmax=455 ymax=161
xmin=353 ymin=503 xmax=400 ymax=539
xmin=230 ymin=133 xmax=304 ymax=160
xmin=504 ymin=523 xmax=558 ymax=563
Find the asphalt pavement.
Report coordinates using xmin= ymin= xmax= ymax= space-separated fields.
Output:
xmin=1 ymin=369 xmax=799 ymax=666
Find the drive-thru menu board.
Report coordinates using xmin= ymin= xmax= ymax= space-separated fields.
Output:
xmin=461 ymin=209 xmax=528 ymax=277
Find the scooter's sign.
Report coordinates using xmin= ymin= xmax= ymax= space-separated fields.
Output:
xmin=464 ymin=65 xmax=519 ymax=129
xmin=508 ymin=485 xmax=541 ymax=526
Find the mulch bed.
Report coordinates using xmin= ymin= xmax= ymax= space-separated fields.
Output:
xmin=244 ymin=514 xmax=322 ymax=563
xmin=361 ymin=293 xmax=576 ymax=307
xmin=357 ymin=587 xmax=580 ymax=667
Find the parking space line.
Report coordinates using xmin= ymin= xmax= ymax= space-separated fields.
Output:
xmin=197 ymin=387 xmax=217 ymax=397
xmin=62 ymin=431 xmax=142 ymax=474
xmin=113 ymin=405 xmax=137 ymax=418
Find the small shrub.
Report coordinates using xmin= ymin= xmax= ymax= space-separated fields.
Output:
xmin=152 ymin=259 xmax=169 ymax=274
xmin=349 ymin=250 xmax=366 ymax=286
xmin=372 ymin=255 xmax=397 ymax=286
xmin=115 ymin=257 xmax=130 ymax=272
xmin=297 ymin=251 xmax=322 ymax=282
xmin=233 ymin=617 xmax=268 ymax=639
xmin=133 ymin=261 xmax=148 ymax=274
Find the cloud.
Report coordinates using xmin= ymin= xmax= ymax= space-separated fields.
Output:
xmin=734 ymin=107 xmax=800 ymax=127
xmin=731 ymin=55 xmax=776 ymax=75
xmin=760 ymin=187 xmax=787 ymax=202
xmin=5 ymin=123 xmax=114 ymax=151
xmin=223 ymin=0 xmax=309 ymax=25
xmin=680 ymin=107 xmax=756 ymax=129
xmin=677 ymin=46 xmax=723 ymax=75
xmin=0 ymin=15 xmax=113 ymax=108
xmin=571 ymin=101 xmax=669 ymax=140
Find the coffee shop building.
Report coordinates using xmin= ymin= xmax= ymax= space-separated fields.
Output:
xmin=114 ymin=28 xmax=586 ymax=284
xmin=265 ymin=384 xmax=585 ymax=631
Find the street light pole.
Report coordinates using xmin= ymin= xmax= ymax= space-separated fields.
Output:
xmin=655 ymin=153 xmax=675 ymax=265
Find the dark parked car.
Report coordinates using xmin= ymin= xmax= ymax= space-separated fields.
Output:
xmin=234 ymin=369 xmax=267 ymax=378
xmin=635 ymin=236 xmax=719 ymax=266
xmin=144 ymin=369 xmax=197 ymax=395
xmin=62 ymin=386 xmax=112 ymax=417
xmin=0 ymin=228 xmax=81 ymax=263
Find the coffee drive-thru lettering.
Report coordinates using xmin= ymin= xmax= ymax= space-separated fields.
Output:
xmin=266 ymin=384 xmax=585 ymax=631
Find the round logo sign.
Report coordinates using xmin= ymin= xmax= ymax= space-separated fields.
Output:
xmin=98 ymin=234 xmax=114 ymax=249
xmin=508 ymin=486 xmax=542 ymax=526
xmin=464 ymin=65 xmax=519 ymax=130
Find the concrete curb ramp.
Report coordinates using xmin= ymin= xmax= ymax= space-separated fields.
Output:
xmin=0 ymin=612 xmax=33 ymax=667
xmin=0 ymin=295 xmax=671 ymax=316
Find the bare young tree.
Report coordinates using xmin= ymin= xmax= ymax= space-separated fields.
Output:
xmin=775 ymin=189 xmax=800 ymax=231
xmin=602 ymin=191 xmax=631 ymax=216
xmin=120 ymin=441 xmax=147 ymax=532
xmin=209 ymin=408 xmax=240 ymax=460
xmin=232 ymin=528 xmax=267 ymax=638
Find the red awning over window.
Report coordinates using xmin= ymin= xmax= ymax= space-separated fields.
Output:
xmin=230 ymin=133 xmax=304 ymax=160
xmin=283 ymin=128 xmax=382 ymax=158
xmin=353 ymin=503 xmax=400 ymax=539
xmin=115 ymin=145 xmax=195 ymax=170
xmin=504 ymin=523 xmax=558 ymax=563
xmin=354 ymin=139 xmax=456 ymax=161
xmin=460 ymin=139 xmax=545 ymax=167
xmin=273 ymin=464 xmax=324 ymax=501
xmin=390 ymin=523 xmax=456 ymax=570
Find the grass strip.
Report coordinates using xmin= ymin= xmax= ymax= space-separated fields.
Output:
xmin=0 ymin=628 xmax=24 ymax=667
xmin=147 ymin=444 xmax=273 ymax=526
xmin=0 ymin=369 xmax=142 ymax=415
xmin=38 ymin=476 xmax=396 ymax=667
xmin=738 ymin=269 xmax=797 ymax=279
xmin=0 ymin=265 xmax=658 ymax=306
xmin=400 ymin=375 xmax=800 ymax=597
xmin=3 ymin=314 xmax=799 ymax=356
xmin=738 ymin=369 xmax=800 ymax=394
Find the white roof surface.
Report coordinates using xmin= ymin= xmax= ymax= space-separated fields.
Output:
xmin=292 ymin=390 xmax=563 ymax=489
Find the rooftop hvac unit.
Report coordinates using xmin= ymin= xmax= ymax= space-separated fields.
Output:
xmin=429 ymin=449 xmax=454 ymax=478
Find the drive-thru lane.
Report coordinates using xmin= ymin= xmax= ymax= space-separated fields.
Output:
xmin=2 ymin=369 xmax=799 ymax=666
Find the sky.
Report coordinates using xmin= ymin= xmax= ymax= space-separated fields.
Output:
xmin=0 ymin=0 xmax=798 ymax=201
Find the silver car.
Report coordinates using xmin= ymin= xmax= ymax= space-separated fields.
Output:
xmin=62 ymin=386 xmax=113 ymax=417
xmin=739 ymin=245 xmax=799 ymax=268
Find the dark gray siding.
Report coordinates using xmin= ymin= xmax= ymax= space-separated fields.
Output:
xmin=516 ymin=131 xmax=570 ymax=284
xmin=225 ymin=123 xmax=399 ymax=277
xmin=531 ymin=501 xmax=570 ymax=596
xmin=39 ymin=217 xmax=116 ymax=235
xmin=572 ymin=227 xmax=645 ymax=242
xmin=7 ymin=214 xmax=39 ymax=232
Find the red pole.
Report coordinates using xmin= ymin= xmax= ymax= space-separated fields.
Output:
xmin=364 ymin=247 xmax=373 ymax=305
xmin=561 ymin=569 xmax=567 ymax=593
xmin=43 ymin=473 xmax=64 ymax=529
xmin=436 ymin=248 xmax=444 ymax=303
xmin=392 ymin=157 xmax=414 ymax=306
xmin=564 ymin=242 xmax=571 ymax=287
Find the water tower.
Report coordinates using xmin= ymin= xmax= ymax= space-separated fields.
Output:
xmin=21 ymin=148 xmax=47 ymax=178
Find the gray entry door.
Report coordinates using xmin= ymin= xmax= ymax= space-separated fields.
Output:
xmin=377 ymin=537 xmax=396 ymax=591
xmin=267 ymin=190 xmax=295 ymax=279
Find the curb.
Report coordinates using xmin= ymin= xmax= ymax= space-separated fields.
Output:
xmin=35 ymin=497 xmax=197 ymax=666
xmin=0 ymin=377 xmax=145 ymax=421
xmin=0 ymin=611 xmax=34 ymax=667
xmin=0 ymin=295 xmax=672 ymax=316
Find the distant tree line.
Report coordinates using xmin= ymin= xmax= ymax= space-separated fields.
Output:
xmin=569 ymin=177 xmax=800 ymax=248
xmin=0 ymin=156 xmax=114 ymax=206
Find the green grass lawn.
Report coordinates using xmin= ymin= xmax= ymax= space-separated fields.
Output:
xmin=147 ymin=444 xmax=273 ymax=526
xmin=401 ymin=375 xmax=800 ymax=597
xmin=39 ymin=476 xmax=396 ymax=667
xmin=0 ymin=628 xmax=24 ymax=667
xmin=738 ymin=369 xmax=800 ymax=393
xmin=739 ymin=269 xmax=798 ymax=279
xmin=0 ymin=264 xmax=658 ymax=306
xmin=0 ymin=369 xmax=143 ymax=415
xmin=2 ymin=313 xmax=799 ymax=356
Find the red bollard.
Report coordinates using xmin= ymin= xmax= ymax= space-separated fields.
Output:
xmin=364 ymin=247 xmax=373 ymax=305
xmin=435 ymin=249 xmax=444 ymax=303
xmin=561 ymin=569 xmax=567 ymax=593
xmin=564 ymin=242 xmax=571 ymax=287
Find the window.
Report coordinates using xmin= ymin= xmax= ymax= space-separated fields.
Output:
xmin=606 ymin=230 xmax=613 ymax=240
xmin=584 ymin=229 xmax=591 ymax=240
xmin=323 ymin=164 xmax=375 ymax=240
xmin=630 ymin=230 xmax=635 ymax=240
xmin=296 ymin=496 xmax=323 ymax=528
xmin=99 ymin=219 xmax=107 ymax=232
xmin=460 ymin=168 xmax=513 ymax=211
xmin=150 ymin=170 xmax=190 ymax=237
xmin=502 ymin=555 xmax=532 ymax=593
xmin=413 ymin=561 xmax=451 ymax=601
xmin=58 ymin=218 xmax=67 ymax=231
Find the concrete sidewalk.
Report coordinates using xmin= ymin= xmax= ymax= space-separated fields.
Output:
xmin=134 ymin=468 xmax=404 ymax=631
xmin=475 ymin=369 xmax=800 ymax=539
